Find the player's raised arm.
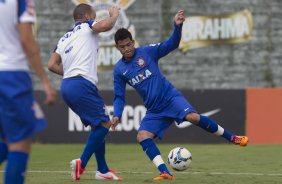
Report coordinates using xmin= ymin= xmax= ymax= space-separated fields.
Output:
xmin=153 ymin=10 xmax=185 ymax=59
xmin=174 ymin=10 xmax=185 ymax=26
xmin=92 ymin=6 xmax=120 ymax=33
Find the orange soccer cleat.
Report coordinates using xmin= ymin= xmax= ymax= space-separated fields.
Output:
xmin=153 ymin=171 xmax=175 ymax=181
xmin=231 ymin=136 xmax=249 ymax=146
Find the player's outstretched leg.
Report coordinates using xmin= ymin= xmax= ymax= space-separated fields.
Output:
xmin=70 ymin=126 xmax=109 ymax=180
xmin=195 ymin=115 xmax=248 ymax=146
xmin=140 ymin=138 xmax=175 ymax=180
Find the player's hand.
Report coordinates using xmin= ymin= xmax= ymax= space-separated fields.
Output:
xmin=174 ymin=10 xmax=185 ymax=25
xmin=111 ymin=116 xmax=120 ymax=131
xmin=42 ymin=81 xmax=57 ymax=105
xmin=109 ymin=5 xmax=120 ymax=18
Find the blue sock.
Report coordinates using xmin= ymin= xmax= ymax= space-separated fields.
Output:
xmin=95 ymin=140 xmax=109 ymax=173
xmin=0 ymin=142 xmax=8 ymax=164
xmin=80 ymin=126 xmax=109 ymax=168
xmin=223 ymin=130 xmax=234 ymax=141
xmin=140 ymin=138 xmax=171 ymax=175
xmin=5 ymin=151 xmax=29 ymax=184
xmin=198 ymin=115 xmax=234 ymax=141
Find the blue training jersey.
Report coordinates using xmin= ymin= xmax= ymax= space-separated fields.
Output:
xmin=113 ymin=23 xmax=183 ymax=118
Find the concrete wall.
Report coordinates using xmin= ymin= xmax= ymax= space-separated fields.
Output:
xmin=34 ymin=0 xmax=282 ymax=90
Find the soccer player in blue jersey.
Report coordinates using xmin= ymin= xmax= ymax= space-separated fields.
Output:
xmin=112 ymin=10 xmax=249 ymax=180
xmin=48 ymin=3 xmax=122 ymax=181
xmin=0 ymin=0 xmax=57 ymax=184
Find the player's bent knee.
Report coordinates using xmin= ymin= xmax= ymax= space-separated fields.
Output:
xmin=185 ymin=112 xmax=200 ymax=124
xmin=100 ymin=121 xmax=111 ymax=129
xmin=136 ymin=133 xmax=144 ymax=143
xmin=8 ymin=138 xmax=32 ymax=153
xmin=136 ymin=131 xmax=154 ymax=143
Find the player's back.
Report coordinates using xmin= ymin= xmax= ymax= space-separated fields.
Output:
xmin=0 ymin=0 xmax=34 ymax=71
xmin=56 ymin=21 xmax=99 ymax=85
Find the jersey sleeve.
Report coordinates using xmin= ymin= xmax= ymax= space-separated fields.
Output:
xmin=144 ymin=22 xmax=183 ymax=61
xmin=18 ymin=0 xmax=36 ymax=23
xmin=113 ymin=65 xmax=126 ymax=118
xmin=54 ymin=45 xmax=60 ymax=55
xmin=85 ymin=20 xmax=97 ymax=32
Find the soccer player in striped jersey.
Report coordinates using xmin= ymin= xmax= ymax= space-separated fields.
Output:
xmin=48 ymin=3 xmax=122 ymax=181
xmin=112 ymin=10 xmax=248 ymax=180
xmin=0 ymin=0 xmax=57 ymax=183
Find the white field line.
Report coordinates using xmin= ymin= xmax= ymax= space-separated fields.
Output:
xmin=0 ymin=170 xmax=281 ymax=176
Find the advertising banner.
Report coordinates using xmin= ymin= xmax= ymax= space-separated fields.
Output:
xmin=35 ymin=90 xmax=245 ymax=144
xmin=180 ymin=9 xmax=253 ymax=52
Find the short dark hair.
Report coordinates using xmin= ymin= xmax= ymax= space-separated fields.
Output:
xmin=114 ymin=28 xmax=133 ymax=45
xmin=73 ymin=4 xmax=92 ymax=21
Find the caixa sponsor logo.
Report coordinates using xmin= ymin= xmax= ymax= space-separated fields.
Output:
xmin=68 ymin=105 xmax=146 ymax=132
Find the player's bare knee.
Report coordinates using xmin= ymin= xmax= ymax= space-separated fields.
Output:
xmin=137 ymin=131 xmax=154 ymax=142
xmin=100 ymin=121 xmax=111 ymax=129
xmin=8 ymin=139 xmax=32 ymax=153
xmin=136 ymin=133 xmax=144 ymax=142
xmin=185 ymin=112 xmax=200 ymax=124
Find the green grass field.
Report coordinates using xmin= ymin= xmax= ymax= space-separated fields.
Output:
xmin=0 ymin=144 xmax=282 ymax=184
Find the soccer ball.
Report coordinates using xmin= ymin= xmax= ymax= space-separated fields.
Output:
xmin=167 ymin=147 xmax=192 ymax=171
